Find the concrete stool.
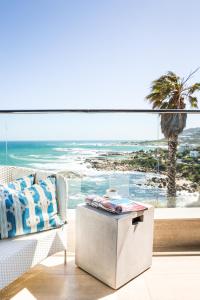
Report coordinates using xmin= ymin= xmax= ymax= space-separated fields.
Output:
xmin=75 ymin=204 xmax=154 ymax=289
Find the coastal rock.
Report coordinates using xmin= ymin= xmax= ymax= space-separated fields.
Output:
xmin=145 ymin=176 xmax=198 ymax=193
xmin=85 ymin=150 xmax=200 ymax=193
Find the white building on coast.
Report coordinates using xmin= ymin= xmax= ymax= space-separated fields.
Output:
xmin=189 ymin=151 xmax=199 ymax=158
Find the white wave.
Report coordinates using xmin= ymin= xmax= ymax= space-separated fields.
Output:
xmin=69 ymin=193 xmax=84 ymax=200
xmin=83 ymin=177 xmax=106 ymax=182
xmin=53 ymin=146 xmax=158 ymax=157
xmin=65 ymin=142 xmax=105 ymax=147
xmin=27 ymin=158 xmax=154 ymax=177
xmin=28 ymin=162 xmax=69 ymax=171
xmin=53 ymin=147 xmax=101 ymax=157
xmin=176 ymin=192 xmax=199 ymax=207
xmin=9 ymin=154 xmax=49 ymax=162
xmin=70 ymin=148 xmax=98 ymax=155
xmin=53 ymin=147 xmax=69 ymax=152
xmin=9 ymin=154 xmax=72 ymax=164
xmin=28 ymin=154 xmax=41 ymax=158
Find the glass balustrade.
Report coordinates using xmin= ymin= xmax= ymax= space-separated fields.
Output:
xmin=0 ymin=111 xmax=199 ymax=208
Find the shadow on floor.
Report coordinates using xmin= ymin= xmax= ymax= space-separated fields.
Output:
xmin=0 ymin=254 xmax=117 ymax=300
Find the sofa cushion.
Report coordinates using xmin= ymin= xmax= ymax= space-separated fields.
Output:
xmin=0 ymin=174 xmax=34 ymax=192
xmin=0 ymin=177 xmax=63 ymax=240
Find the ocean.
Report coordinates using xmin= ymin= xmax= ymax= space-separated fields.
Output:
xmin=0 ymin=140 xmax=155 ymax=169
xmin=0 ymin=140 xmax=198 ymax=208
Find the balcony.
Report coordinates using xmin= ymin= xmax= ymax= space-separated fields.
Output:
xmin=0 ymin=110 xmax=200 ymax=300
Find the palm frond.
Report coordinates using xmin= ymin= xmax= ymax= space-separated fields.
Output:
xmin=159 ymin=102 xmax=170 ymax=109
xmin=146 ymin=92 xmax=161 ymax=101
xmin=189 ymin=96 xmax=198 ymax=108
xmin=188 ymin=83 xmax=200 ymax=94
xmin=146 ymin=70 xmax=200 ymax=111
xmin=182 ymin=67 xmax=200 ymax=85
xmin=152 ymin=100 xmax=162 ymax=109
xmin=165 ymin=71 xmax=180 ymax=83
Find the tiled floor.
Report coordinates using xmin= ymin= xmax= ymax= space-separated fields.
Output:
xmin=1 ymin=253 xmax=200 ymax=300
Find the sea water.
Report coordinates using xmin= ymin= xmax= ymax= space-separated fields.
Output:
xmin=0 ymin=140 xmax=199 ymax=208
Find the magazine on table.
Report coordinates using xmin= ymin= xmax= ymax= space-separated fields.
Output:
xmin=85 ymin=195 xmax=148 ymax=214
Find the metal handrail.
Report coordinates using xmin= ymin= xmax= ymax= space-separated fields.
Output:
xmin=0 ymin=109 xmax=200 ymax=114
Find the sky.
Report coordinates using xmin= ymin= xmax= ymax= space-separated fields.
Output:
xmin=0 ymin=0 xmax=200 ymax=140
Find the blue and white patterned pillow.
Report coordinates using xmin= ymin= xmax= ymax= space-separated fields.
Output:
xmin=0 ymin=177 xmax=63 ymax=240
xmin=0 ymin=174 xmax=34 ymax=192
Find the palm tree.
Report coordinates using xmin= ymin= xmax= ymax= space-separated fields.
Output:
xmin=146 ymin=70 xmax=200 ymax=206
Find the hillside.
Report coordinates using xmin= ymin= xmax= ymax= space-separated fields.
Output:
xmin=179 ymin=127 xmax=200 ymax=144
xmin=138 ymin=127 xmax=200 ymax=146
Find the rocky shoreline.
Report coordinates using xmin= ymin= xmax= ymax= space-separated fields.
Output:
xmin=85 ymin=150 xmax=200 ymax=193
xmin=144 ymin=176 xmax=198 ymax=193
xmin=85 ymin=151 xmax=159 ymax=172
xmin=85 ymin=158 xmax=151 ymax=172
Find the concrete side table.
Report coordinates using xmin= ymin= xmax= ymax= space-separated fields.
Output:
xmin=75 ymin=204 xmax=154 ymax=289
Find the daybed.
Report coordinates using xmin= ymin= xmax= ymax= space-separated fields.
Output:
xmin=0 ymin=166 xmax=68 ymax=290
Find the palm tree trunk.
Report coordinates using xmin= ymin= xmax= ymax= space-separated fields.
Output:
xmin=167 ymin=135 xmax=178 ymax=207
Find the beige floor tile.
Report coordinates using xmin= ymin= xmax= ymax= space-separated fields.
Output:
xmin=1 ymin=254 xmax=200 ymax=300
xmin=145 ymin=273 xmax=200 ymax=300
xmin=149 ymin=256 xmax=200 ymax=275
